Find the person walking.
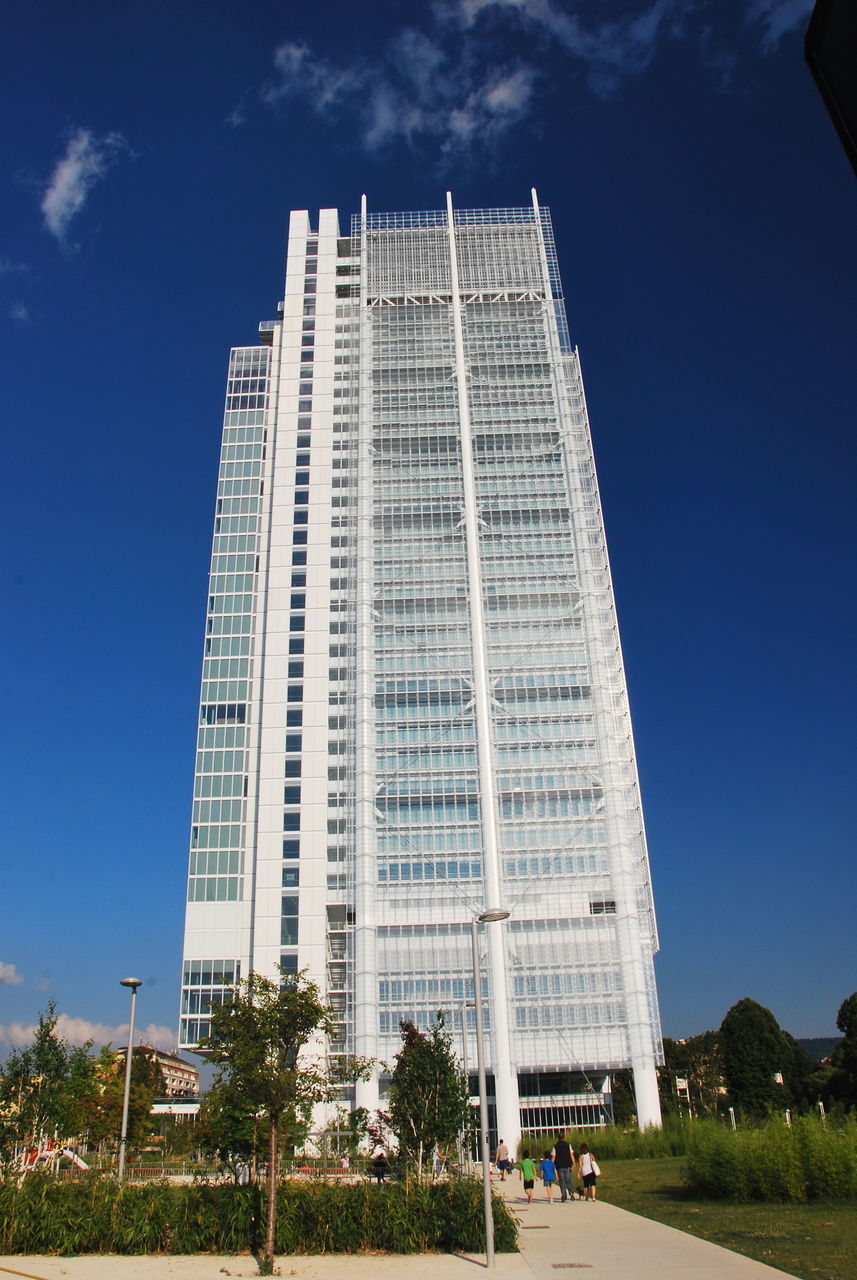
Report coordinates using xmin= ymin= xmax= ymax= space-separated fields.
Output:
xmin=552 ymin=1131 xmax=576 ymax=1202
xmin=539 ymin=1150 xmax=557 ymax=1202
xmin=519 ymin=1149 xmax=537 ymax=1203
xmin=495 ymin=1138 xmax=510 ymax=1180
xmin=578 ymin=1143 xmax=600 ymax=1200
xmin=370 ymin=1149 xmax=389 ymax=1183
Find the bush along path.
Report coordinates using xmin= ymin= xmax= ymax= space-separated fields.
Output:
xmin=0 ymin=1176 xmax=518 ymax=1257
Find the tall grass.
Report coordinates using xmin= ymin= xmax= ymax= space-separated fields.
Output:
xmin=525 ymin=1116 xmax=691 ymax=1161
xmin=685 ymin=1115 xmax=857 ymax=1203
xmin=0 ymin=1175 xmax=517 ymax=1255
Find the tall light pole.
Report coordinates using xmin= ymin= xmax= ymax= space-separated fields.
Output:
xmin=460 ymin=998 xmax=475 ymax=1172
xmin=471 ymin=908 xmax=510 ymax=1270
xmin=117 ymin=977 xmax=142 ymax=1181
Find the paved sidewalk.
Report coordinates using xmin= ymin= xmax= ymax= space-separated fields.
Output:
xmin=0 ymin=1184 xmax=800 ymax=1280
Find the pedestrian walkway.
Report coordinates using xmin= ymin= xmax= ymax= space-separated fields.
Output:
xmin=0 ymin=1184 xmax=800 ymax=1280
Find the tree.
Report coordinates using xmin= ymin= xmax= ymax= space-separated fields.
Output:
xmin=0 ymin=1001 xmax=96 ymax=1159
xmin=388 ymin=1015 xmax=471 ymax=1178
xmin=79 ymin=1046 xmax=163 ymax=1155
xmin=200 ymin=970 xmax=336 ymax=1276
xmin=661 ymin=1031 xmax=724 ymax=1118
xmin=197 ymin=1078 xmax=260 ymax=1180
xmin=826 ymin=991 xmax=857 ymax=1108
xmin=720 ymin=998 xmax=791 ymax=1117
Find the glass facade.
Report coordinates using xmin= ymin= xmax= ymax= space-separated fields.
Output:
xmin=180 ymin=197 xmax=663 ymax=1138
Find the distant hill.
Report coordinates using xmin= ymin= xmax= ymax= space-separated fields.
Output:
xmin=798 ymin=1037 xmax=841 ymax=1062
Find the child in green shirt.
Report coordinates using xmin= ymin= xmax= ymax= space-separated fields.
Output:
xmin=519 ymin=1150 xmax=536 ymax=1203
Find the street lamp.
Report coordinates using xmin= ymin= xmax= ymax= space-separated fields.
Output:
xmin=460 ymin=998 xmax=475 ymax=1173
xmin=470 ymin=908 xmax=510 ymax=1270
xmin=117 ymin=977 xmax=142 ymax=1181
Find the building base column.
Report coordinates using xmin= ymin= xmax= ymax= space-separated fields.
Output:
xmin=632 ymin=1060 xmax=662 ymax=1129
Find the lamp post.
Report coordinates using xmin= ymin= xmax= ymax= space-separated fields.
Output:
xmin=470 ymin=908 xmax=509 ymax=1270
xmin=460 ymin=998 xmax=475 ymax=1172
xmin=118 ymin=977 xmax=142 ymax=1181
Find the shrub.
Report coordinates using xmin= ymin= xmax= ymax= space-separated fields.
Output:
xmin=685 ymin=1114 xmax=857 ymax=1202
xmin=530 ymin=1116 xmax=690 ymax=1163
xmin=0 ymin=1174 xmax=517 ymax=1256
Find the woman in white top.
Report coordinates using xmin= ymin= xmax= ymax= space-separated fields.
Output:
xmin=578 ymin=1143 xmax=599 ymax=1200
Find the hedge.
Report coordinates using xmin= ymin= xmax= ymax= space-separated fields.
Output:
xmin=0 ymin=1175 xmax=518 ymax=1255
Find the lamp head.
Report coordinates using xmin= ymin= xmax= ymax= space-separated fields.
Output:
xmin=120 ymin=977 xmax=143 ymax=991
xmin=477 ymin=908 xmax=510 ymax=924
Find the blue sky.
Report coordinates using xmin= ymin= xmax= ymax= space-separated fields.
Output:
xmin=2 ymin=0 xmax=855 ymax=1056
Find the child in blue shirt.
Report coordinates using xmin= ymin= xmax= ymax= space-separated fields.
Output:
xmin=539 ymin=1151 xmax=556 ymax=1202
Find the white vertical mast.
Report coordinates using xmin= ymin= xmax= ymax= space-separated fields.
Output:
xmin=354 ymin=192 xmax=380 ymax=1115
xmin=445 ymin=190 xmax=520 ymax=1151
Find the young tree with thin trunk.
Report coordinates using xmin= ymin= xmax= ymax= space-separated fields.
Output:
xmin=200 ymin=971 xmax=335 ymax=1276
xmin=388 ymin=1015 xmax=471 ymax=1180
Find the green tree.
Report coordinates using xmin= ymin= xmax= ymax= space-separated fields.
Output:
xmin=826 ymin=991 xmax=857 ymax=1108
xmin=81 ymin=1046 xmax=163 ymax=1154
xmin=661 ymin=1031 xmax=724 ymax=1117
xmin=388 ymin=1015 xmax=471 ymax=1178
xmin=200 ymin=970 xmax=336 ymax=1275
xmin=781 ymin=1031 xmax=815 ymax=1110
xmin=720 ymin=998 xmax=791 ymax=1117
xmin=197 ymin=1078 xmax=259 ymax=1180
xmin=0 ymin=1001 xmax=96 ymax=1157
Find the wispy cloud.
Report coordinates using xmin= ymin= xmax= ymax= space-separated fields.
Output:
xmin=265 ymin=29 xmax=535 ymax=154
xmin=0 ymin=962 xmax=23 ymax=985
xmin=7 ymin=302 xmax=31 ymax=324
xmin=41 ymin=128 xmax=129 ymax=243
xmin=261 ymin=1 xmax=812 ymax=154
xmin=0 ymin=260 xmax=30 ymax=276
xmin=0 ymin=1014 xmax=177 ymax=1051
xmin=442 ymin=0 xmax=678 ymax=97
xmin=745 ymin=0 xmax=814 ymax=51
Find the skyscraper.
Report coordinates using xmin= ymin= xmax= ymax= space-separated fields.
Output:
xmin=179 ymin=194 xmax=663 ymax=1144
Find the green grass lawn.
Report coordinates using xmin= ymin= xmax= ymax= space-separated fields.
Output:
xmin=598 ymin=1157 xmax=857 ymax=1280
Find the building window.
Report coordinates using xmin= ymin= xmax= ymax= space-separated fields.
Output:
xmin=590 ymin=900 xmax=617 ymax=915
xmin=284 ymin=813 xmax=300 ymax=831
xmin=286 ymin=709 xmax=303 ymax=726
xmin=281 ymin=895 xmax=299 ymax=946
xmin=285 ymin=760 xmax=301 ymax=778
xmin=287 ymin=685 xmax=303 ymax=702
xmin=288 ymin=637 xmax=305 ymax=654
xmin=284 ymin=786 xmax=301 ymax=804
xmin=285 ymin=734 xmax=302 ymax=752
xmin=283 ymin=839 xmax=300 ymax=858
xmin=288 ymin=660 xmax=304 ymax=677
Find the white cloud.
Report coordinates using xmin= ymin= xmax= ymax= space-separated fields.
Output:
xmin=265 ymin=41 xmax=364 ymax=111
xmin=41 ymin=128 xmax=128 ymax=243
xmin=265 ymin=27 xmax=536 ymax=155
xmin=0 ymin=260 xmax=29 ymax=275
xmin=746 ymin=0 xmax=814 ymax=51
xmin=7 ymin=302 xmax=31 ymax=323
xmin=0 ymin=962 xmax=22 ymax=985
xmin=0 ymin=1014 xmax=177 ymax=1051
xmin=262 ymin=1 xmax=812 ymax=154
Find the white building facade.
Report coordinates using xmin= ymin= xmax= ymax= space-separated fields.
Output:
xmin=179 ymin=195 xmax=663 ymax=1144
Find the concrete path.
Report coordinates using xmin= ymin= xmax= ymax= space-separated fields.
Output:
xmin=0 ymin=1184 xmax=800 ymax=1280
